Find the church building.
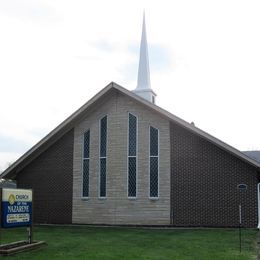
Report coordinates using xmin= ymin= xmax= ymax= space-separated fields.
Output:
xmin=1 ymin=15 xmax=260 ymax=228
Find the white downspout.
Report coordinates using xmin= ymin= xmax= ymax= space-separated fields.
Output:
xmin=257 ymin=183 xmax=260 ymax=229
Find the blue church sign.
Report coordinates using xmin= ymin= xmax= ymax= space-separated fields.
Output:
xmin=1 ymin=188 xmax=32 ymax=228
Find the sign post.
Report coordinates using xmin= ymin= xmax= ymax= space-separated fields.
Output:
xmin=237 ymin=183 xmax=247 ymax=253
xmin=239 ymin=204 xmax=242 ymax=253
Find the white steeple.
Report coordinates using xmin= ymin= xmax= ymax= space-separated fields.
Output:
xmin=133 ymin=12 xmax=156 ymax=103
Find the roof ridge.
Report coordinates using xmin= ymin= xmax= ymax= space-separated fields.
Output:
xmin=1 ymin=82 xmax=259 ymax=179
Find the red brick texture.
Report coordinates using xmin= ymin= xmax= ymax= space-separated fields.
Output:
xmin=16 ymin=129 xmax=74 ymax=224
xmin=14 ymin=119 xmax=259 ymax=227
xmin=170 ymin=122 xmax=259 ymax=227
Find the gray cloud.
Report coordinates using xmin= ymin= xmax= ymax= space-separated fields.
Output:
xmin=149 ymin=44 xmax=172 ymax=71
xmin=0 ymin=135 xmax=31 ymax=153
xmin=93 ymin=40 xmax=117 ymax=52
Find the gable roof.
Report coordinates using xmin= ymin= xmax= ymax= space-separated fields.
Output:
xmin=1 ymin=82 xmax=260 ymax=179
xmin=243 ymin=151 xmax=260 ymax=163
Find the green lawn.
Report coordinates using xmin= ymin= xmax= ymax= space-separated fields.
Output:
xmin=0 ymin=226 xmax=257 ymax=259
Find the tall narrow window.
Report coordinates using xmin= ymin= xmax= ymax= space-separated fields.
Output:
xmin=150 ymin=126 xmax=159 ymax=198
xmin=128 ymin=113 xmax=137 ymax=197
xmin=99 ymin=116 xmax=107 ymax=197
xmin=82 ymin=130 xmax=90 ymax=198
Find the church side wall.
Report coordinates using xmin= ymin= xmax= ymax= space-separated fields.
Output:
xmin=16 ymin=129 xmax=74 ymax=224
xmin=72 ymin=92 xmax=171 ymax=225
xmin=170 ymin=122 xmax=258 ymax=227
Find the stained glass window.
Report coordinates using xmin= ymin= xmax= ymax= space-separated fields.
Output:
xmin=100 ymin=158 xmax=106 ymax=197
xmin=100 ymin=116 xmax=107 ymax=197
xmin=150 ymin=126 xmax=159 ymax=198
xmin=82 ymin=130 xmax=90 ymax=197
xmin=128 ymin=113 xmax=137 ymax=197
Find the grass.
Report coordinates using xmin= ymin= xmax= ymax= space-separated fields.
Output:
xmin=0 ymin=226 xmax=257 ymax=259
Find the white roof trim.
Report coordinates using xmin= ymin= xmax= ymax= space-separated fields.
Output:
xmin=113 ymin=83 xmax=260 ymax=169
xmin=0 ymin=82 xmax=115 ymax=178
xmin=1 ymin=81 xmax=259 ymax=179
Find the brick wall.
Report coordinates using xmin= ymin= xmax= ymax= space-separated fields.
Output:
xmin=14 ymin=89 xmax=258 ymax=227
xmin=16 ymin=129 xmax=74 ymax=224
xmin=170 ymin=122 xmax=258 ymax=227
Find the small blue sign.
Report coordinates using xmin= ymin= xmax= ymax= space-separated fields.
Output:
xmin=1 ymin=189 xmax=32 ymax=228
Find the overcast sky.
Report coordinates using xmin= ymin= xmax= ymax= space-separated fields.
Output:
xmin=0 ymin=0 xmax=260 ymax=172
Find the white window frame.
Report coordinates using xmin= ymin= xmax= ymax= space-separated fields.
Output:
xmin=81 ymin=129 xmax=90 ymax=200
xmin=99 ymin=115 xmax=107 ymax=199
xmin=127 ymin=112 xmax=138 ymax=199
xmin=149 ymin=125 xmax=160 ymax=200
